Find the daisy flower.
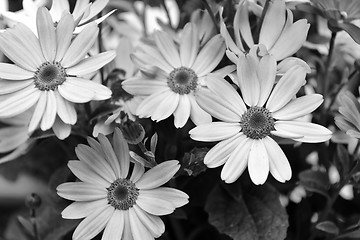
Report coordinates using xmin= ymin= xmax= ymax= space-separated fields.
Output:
xmin=122 ymin=23 xmax=230 ymax=128
xmin=57 ymin=128 xmax=189 ymax=240
xmin=335 ymin=91 xmax=360 ymax=139
xmin=1 ymin=0 xmax=114 ymax=34
xmin=190 ymin=53 xmax=332 ymax=185
xmin=220 ymin=0 xmax=310 ymax=62
xmin=0 ymin=8 xmax=115 ymax=139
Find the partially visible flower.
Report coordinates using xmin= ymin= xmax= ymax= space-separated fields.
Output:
xmin=335 ymin=91 xmax=360 ymax=139
xmin=0 ymin=8 xmax=115 ymax=139
xmin=220 ymin=0 xmax=310 ymax=62
xmin=122 ymin=23 xmax=230 ymax=128
xmin=190 ymin=53 xmax=332 ymax=185
xmin=1 ymin=0 xmax=114 ymax=34
xmin=57 ymin=128 xmax=188 ymax=240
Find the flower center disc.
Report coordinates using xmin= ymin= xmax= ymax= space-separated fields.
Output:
xmin=34 ymin=62 xmax=66 ymax=91
xmin=107 ymin=178 xmax=139 ymax=210
xmin=241 ymin=106 xmax=275 ymax=139
xmin=167 ymin=67 xmax=198 ymax=95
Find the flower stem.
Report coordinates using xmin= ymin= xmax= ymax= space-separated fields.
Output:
xmin=30 ymin=209 xmax=39 ymax=240
xmin=97 ymin=11 xmax=105 ymax=85
xmin=201 ymin=0 xmax=219 ymax=33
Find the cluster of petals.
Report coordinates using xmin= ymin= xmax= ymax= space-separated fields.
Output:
xmin=220 ymin=0 xmax=310 ymax=62
xmin=190 ymin=52 xmax=332 ymax=185
xmin=0 ymin=7 xmax=115 ymax=139
xmin=122 ymin=22 xmax=231 ymax=128
xmin=1 ymin=0 xmax=113 ymax=34
xmin=57 ymin=128 xmax=189 ymax=240
xmin=335 ymin=91 xmax=360 ymax=139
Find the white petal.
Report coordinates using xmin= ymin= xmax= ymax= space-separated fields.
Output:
xmin=266 ymin=66 xmax=306 ymax=112
xmin=55 ymin=13 xmax=75 ymax=62
xmin=188 ymin=94 xmax=212 ymax=125
xmin=221 ymin=137 xmax=251 ymax=183
xmin=0 ymin=79 xmax=33 ymax=94
xmin=136 ymin=195 xmax=176 ymax=216
xmin=263 ymin=136 xmax=292 ymax=182
xmin=136 ymin=90 xmax=172 ymax=118
xmin=247 ymin=139 xmax=269 ymax=185
xmin=135 ymin=160 xmax=180 ymax=189
xmin=139 ymin=187 xmax=189 ymax=208
xmin=61 ymin=199 xmax=108 ymax=219
xmin=66 ymin=51 xmax=116 ymax=76
xmin=28 ymin=92 xmax=46 ymax=133
xmin=55 ymin=91 xmax=77 ymax=125
xmin=272 ymin=94 xmax=323 ymax=120
xmin=151 ymin=91 xmax=179 ymax=123
xmin=102 ymin=210 xmax=125 ymax=240
xmin=204 ymin=133 xmax=245 ymax=168
xmin=122 ymin=77 xmax=168 ymax=96
xmin=235 ymin=1 xmax=254 ymax=48
xmin=257 ymin=54 xmax=276 ymax=107
xmin=189 ymin=122 xmax=241 ymax=142
xmin=113 ymin=128 xmax=130 ymax=178
xmin=98 ymin=133 xmax=122 ymax=179
xmin=274 ymin=121 xmax=332 ymax=143
xmin=68 ymin=160 xmax=111 ymax=187
xmin=173 ymin=95 xmax=191 ymax=128
xmin=37 ymin=7 xmax=56 ymax=61
xmin=52 ymin=117 xmax=71 ymax=139
xmin=73 ymin=205 xmax=113 ymax=240
xmin=154 ymin=31 xmax=181 ymax=68
xmin=129 ymin=208 xmax=153 ymax=240
xmin=133 ymin=205 xmax=165 ymax=238
xmin=180 ymin=23 xmax=199 ymax=68
xmin=0 ymin=63 xmax=34 ymax=80
xmin=57 ymin=182 xmax=107 ymax=201
xmin=40 ymin=91 xmax=57 ymax=131
xmin=130 ymin=162 xmax=145 ymax=182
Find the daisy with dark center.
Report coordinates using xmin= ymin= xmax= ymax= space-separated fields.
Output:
xmin=122 ymin=22 xmax=232 ymax=128
xmin=190 ymin=53 xmax=332 ymax=185
xmin=0 ymin=7 xmax=115 ymax=139
xmin=57 ymin=128 xmax=189 ymax=240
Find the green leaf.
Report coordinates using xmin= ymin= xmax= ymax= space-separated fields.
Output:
xmin=316 ymin=221 xmax=339 ymax=235
xmin=337 ymin=229 xmax=360 ymax=239
xmin=335 ymin=144 xmax=350 ymax=178
xmin=298 ymin=170 xmax=330 ymax=197
xmin=338 ymin=22 xmax=360 ymax=45
xmin=205 ymin=182 xmax=288 ymax=240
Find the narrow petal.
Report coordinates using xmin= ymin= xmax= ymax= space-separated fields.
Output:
xmin=277 ymin=57 xmax=311 ymax=75
xmin=129 ymin=208 xmax=153 ymax=240
xmin=130 ymin=162 xmax=145 ymax=182
xmin=135 ymin=160 xmax=180 ymax=189
xmin=133 ymin=205 xmax=165 ymax=238
xmin=37 ymin=7 xmax=56 ymax=61
xmin=221 ymin=137 xmax=251 ymax=183
xmin=272 ymin=94 xmax=323 ymax=120
xmin=247 ymin=139 xmax=269 ymax=185
xmin=192 ymin=35 xmax=225 ymax=76
xmin=0 ymin=86 xmax=40 ymax=118
xmin=151 ymin=91 xmax=179 ymax=123
xmin=122 ymin=77 xmax=168 ymax=96
xmin=55 ymin=91 xmax=77 ymax=125
xmin=259 ymin=0 xmax=286 ymax=50
xmin=188 ymin=94 xmax=212 ymax=125
xmin=189 ymin=122 xmax=241 ymax=142
xmin=180 ymin=23 xmax=199 ymax=68
xmin=73 ymin=205 xmax=113 ymax=240
xmin=173 ymin=95 xmax=191 ymax=128
xmin=257 ymin=54 xmax=276 ymax=107
xmin=274 ymin=121 xmax=332 ymax=143
xmin=205 ymin=74 xmax=247 ymax=114
xmin=113 ymin=128 xmax=130 ymax=178
xmin=270 ymin=20 xmax=310 ymax=61
xmin=133 ymin=45 xmax=173 ymax=73
xmin=66 ymin=51 xmax=116 ymax=76
xmin=263 ymin=136 xmax=292 ymax=182
xmin=61 ymin=199 xmax=108 ymax=219
xmin=0 ymin=63 xmax=34 ymax=80
xmin=154 ymin=31 xmax=181 ymax=68
xmin=196 ymin=88 xmax=242 ymax=122
xmin=236 ymin=54 xmax=260 ymax=106
xmin=98 ymin=133 xmax=122 ymax=179
xmin=220 ymin=9 xmax=244 ymax=53
xmin=61 ymin=23 xmax=98 ymax=68
xmin=40 ymin=91 xmax=57 ymax=131
xmin=0 ymin=79 xmax=33 ymax=94
xmin=266 ymin=66 xmax=306 ymax=112
xmin=102 ymin=210 xmax=125 ymax=240
xmin=57 ymin=182 xmax=107 ymax=201
xmin=139 ymin=188 xmax=189 ymax=208
xmin=52 ymin=117 xmax=71 ymax=139
xmin=136 ymin=90 xmax=172 ymax=118
xmin=136 ymin=195 xmax=176 ymax=216
xmin=204 ymin=133 xmax=245 ymax=168
xmin=49 ymin=0 xmax=70 ymax=22
xmin=55 ymin=13 xmax=75 ymax=62
xmin=68 ymin=160 xmax=111 ymax=188
xmin=236 ymin=1 xmax=254 ymax=48
xmin=28 ymin=92 xmax=47 ymax=133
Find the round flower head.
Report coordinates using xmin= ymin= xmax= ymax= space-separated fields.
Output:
xmin=57 ymin=128 xmax=189 ymax=240
xmin=0 ymin=7 xmax=115 ymax=139
xmin=190 ymin=53 xmax=332 ymax=185
xmin=122 ymin=22 xmax=230 ymax=128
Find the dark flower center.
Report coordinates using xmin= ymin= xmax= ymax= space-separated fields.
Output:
xmin=167 ymin=67 xmax=198 ymax=94
xmin=107 ymin=178 xmax=139 ymax=210
xmin=240 ymin=106 xmax=275 ymax=139
xmin=34 ymin=62 xmax=67 ymax=91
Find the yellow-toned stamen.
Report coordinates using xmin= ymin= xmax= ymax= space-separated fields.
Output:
xmin=241 ymin=106 xmax=275 ymax=139
xmin=167 ymin=67 xmax=198 ymax=95
xmin=107 ymin=178 xmax=139 ymax=210
xmin=34 ymin=62 xmax=67 ymax=91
